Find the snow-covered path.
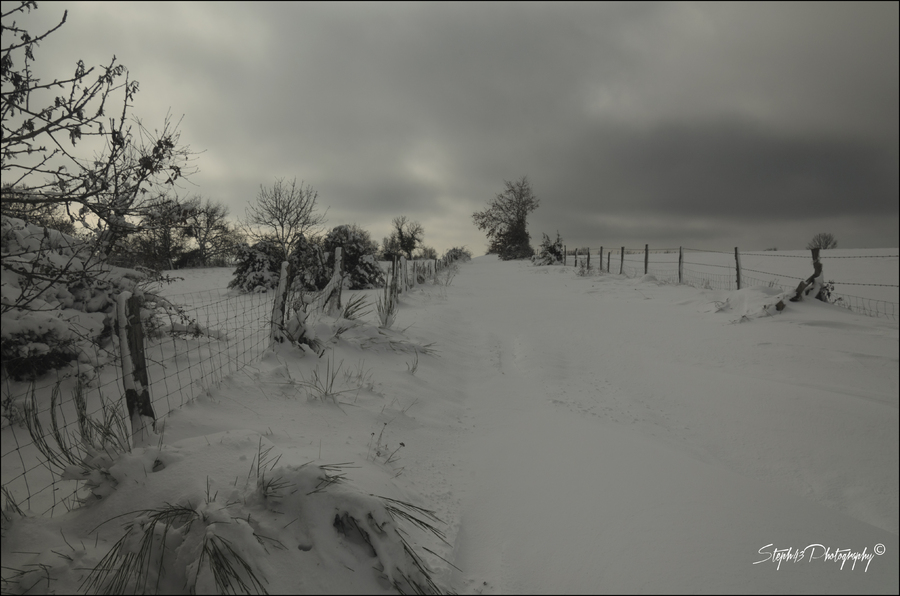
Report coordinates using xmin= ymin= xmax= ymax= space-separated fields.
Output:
xmin=406 ymin=256 xmax=898 ymax=593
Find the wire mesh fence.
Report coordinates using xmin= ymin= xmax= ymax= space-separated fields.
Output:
xmin=1 ymin=287 xmax=275 ymax=517
xmin=0 ymin=257 xmax=447 ymax=518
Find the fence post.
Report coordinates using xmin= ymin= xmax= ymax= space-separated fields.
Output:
xmin=270 ymin=260 xmax=291 ymax=347
xmin=586 ymin=248 xmax=590 ymax=271
xmin=563 ymin=245 xmax=567 ymax=266
xmin=117 ymin=292 xmax=156 ymax=446
xmin=401 ymin=256 xmax=409 ymax=290
xmin=326 ymin=247 xmax=343 ymax=315
xmin=392 ymin=256 xmax=400 ymax=298
xmin=644 ymin=244 xmax=649 ymax=275
xmin=574 ymin=247 xmax=578 ymax=267
xmin=734 ymin=247 xmax=742 ymax=290
xmin=599 ymin=247 xmax=603 ymax=272
xmin=678 ymin=247 xmax=683 ymax=284
xmin=619 ymin=247 xmax=624 ymax=275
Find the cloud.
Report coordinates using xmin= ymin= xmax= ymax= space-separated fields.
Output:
xmin=14 ymin=2 xmax=899 ymax=252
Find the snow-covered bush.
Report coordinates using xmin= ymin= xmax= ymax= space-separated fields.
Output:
xmin=289 ymin=234 xmax=330 ymax=292
xmin=443 ymin=246 xmax=472 ymax=263
xmin=532 ymin=232 xmax=564 ymax=266
xmin=1 ymin=216 xmax=146 ymax=381
xmin=227 ymin=240 xmax=283 ymax=292
xmin=322 ymin=225 xmax=384 ymax=290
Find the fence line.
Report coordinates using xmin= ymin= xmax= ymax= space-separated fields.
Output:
xmin=1 ymin=254 xmax=454 ymax=517
xmin=565 ymin=245 xmax=898 ymax=321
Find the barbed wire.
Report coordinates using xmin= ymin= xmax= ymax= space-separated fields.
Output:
xmin=738 ymin=252 xmax=810 ymax=258
xmin=821 ymin=255 xmax=899 ymax=259
xmin=829 ymin=281 xmax=899 ymax=287
xmin=742 ymin=267 xmax=805 ymax=281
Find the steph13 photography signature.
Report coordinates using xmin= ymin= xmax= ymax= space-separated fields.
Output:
xmin=754 ymin=543 xmax=886 ymax=572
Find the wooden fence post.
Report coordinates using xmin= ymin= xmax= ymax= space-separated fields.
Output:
xmin=117 ymin=292 xmax=156 ymax=446
xmin=392 ymin=256 xmax=400 ymax=298
xmin=734 ymin=247 xmax=742 ymax=290
xmin=599 ymin=247 xmax=603 ymax=272
xmin=586 ymin=248 xmax=591 ymax=270
xmin=270 ymin=260 xmax=291 ymax=347
xmin=326 ymin=247 xmax=343 ymax=315
xmin=644 ymin=244 xmax=649 ymax=275
xmin=619 ymin=247 xmax=624 ymax=275
xmin=563 ymin=245 xmax=567 ymax=266
xmin=678 ymin=247 xmax=683 ymax=284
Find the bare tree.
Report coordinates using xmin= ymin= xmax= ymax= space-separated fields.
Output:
xmin=473 ymin=176 xmax=539 ymax=259
xmin=1 ymin=1 xmax=195 ymax=315
xmin=133 ymin=195 xmax=198 ymax=270
xmin=185 ymin=197 xmax=241 ymax=266
xmin=243 ymin=177 xmax=326 ymax=260
xmin=1 ymin=3 xmax=195 ymax=256
xmin=415 ymin=246 xmax=438 ymax=260
xmin=806 ymin=233 xmax=838 ymax=250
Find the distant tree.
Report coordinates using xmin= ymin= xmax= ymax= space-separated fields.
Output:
xmin=185 ymin=197 xmax=241 ymax=266
xmin=388 ymin=216 xmax=424 ymax=260
xmin=242 ymin=177 xmax=327 ymax=262
xmin=807 ymin=233 xmax=838 ymax=250
xmin=133 ymin=195 xmax=198 ymax=270
xmin=415 ymin=246 xmax=438 ymax=260
xmin=473 ymin=177 xmax=538 ymax=260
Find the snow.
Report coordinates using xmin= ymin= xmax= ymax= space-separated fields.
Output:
xmin=2 ymin=252 xmax=898 ymax=594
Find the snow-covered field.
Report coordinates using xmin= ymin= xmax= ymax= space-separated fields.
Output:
xmin=2 ymin=252 xmax=898 ymax=594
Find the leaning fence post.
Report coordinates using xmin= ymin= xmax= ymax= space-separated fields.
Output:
xmin=270 ymin=260 xmax=291 ymax=347
xmin=619 ymin=247 xmax=624 ymax=275
xmin=734 ymin=247 xmax=742 ymax=290
xmin=117 ymin=292 xmax=156 ymax=446
xmin=678 ymin=247 xmax=683 ymax=284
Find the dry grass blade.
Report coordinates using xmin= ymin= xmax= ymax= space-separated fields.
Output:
xmin=341 ymin=293 xmax=373 ymax=321
xmin=197 ymin=534 xmax=269 ymax=595
xmin=81 ymin=504 xmax=198 ymax=595
xmin=376 ymin=496 xmax=449 ymax=545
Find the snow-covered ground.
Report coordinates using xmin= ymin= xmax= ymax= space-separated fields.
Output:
xmin=2 ymin=252 xmax=898 ymax=594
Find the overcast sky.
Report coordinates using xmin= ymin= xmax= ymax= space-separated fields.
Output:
xmin=19 ymin=1 xmax=900 ymax=254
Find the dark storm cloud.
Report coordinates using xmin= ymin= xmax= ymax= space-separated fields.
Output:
xmin=15 ymin=2 xmax=899 ymax=250
xmin=539 ymin=118 xmax=899 ymax=220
